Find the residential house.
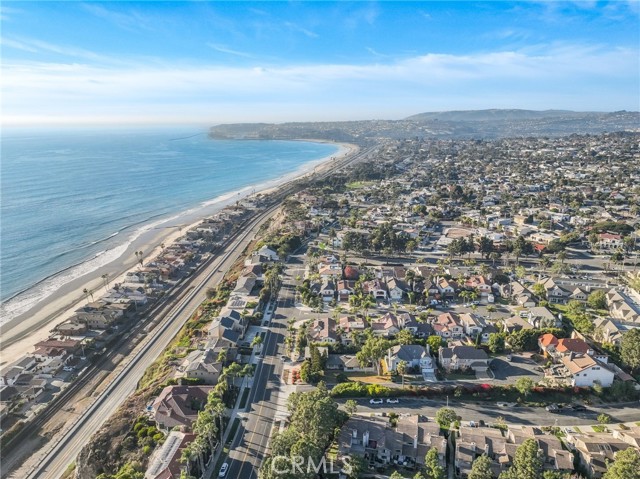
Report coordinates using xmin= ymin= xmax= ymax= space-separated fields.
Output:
xmin=320 ymin=279 xmax=336 ymax=302
xmin=363 ymin=280 xmax=388 ymax=300
xmin=432 ymin=312 xmax=464 ymax=339
xmin=439 ymin=346 xmax=491 ymax=373
xmin=567 ymin=431 xmax=633 ymax=478
xmin=74 ymin=302 xmax=124 ymax=329
xmin=437 ymin=278 xmax=457 ymax=298
xmin=386 ymin=345 xmax=434 ymax=375
xmin=338 ymin=415 xmax=446 ymax=471
xmin=606 ymin=289 xmax=640 ymax=324
xmin=326 ymin=354 xmax=374 ymax=373
xmin=254 ymin=245 xmax=279 ymax=261
xmin=180 ymin=349 xmax=222 ymax=385
xmin=502 ymin=315 xmax=534 ymax=334
xmin=597 ymin=233 xmax=623 ymax=250
xmin=144 ymin=431 xmax=196 ymax=479
xmin=152 ymin=385 xmax=214 ymax=431
xmin=336 ymin=280 xmax=356 ymax=302
xmin=386 ymin=278 xmax=407 ymax=302
xmin=561 ymin=353 xmax=615 ymax=388
xmin=307 ymin=318 xmax=339 ymax=344
xmin=465 ymin=276 xmax=492 ymax=297
xmin=370 ymin=313 xmax=401 ymax=337
xmin=233 ymin=275 xmax=257 ymax=297
xmin=338 ymin=316 xmax=366 ymax=344
xmin=592 ymin=318 xmax=625 ymax=346
xmin=527 ymin=307 xmax=558 ymax=328
xmin=509 ymin=281 xmax=537 ymax=308
xmin=459 ymin=313 xmax=485 ymax=338
xmin=538 ymin=278 xmax=571 ymax=305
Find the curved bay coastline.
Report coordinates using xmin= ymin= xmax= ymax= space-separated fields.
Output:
xmin=0 ymin=139 xmax=357 ymax=365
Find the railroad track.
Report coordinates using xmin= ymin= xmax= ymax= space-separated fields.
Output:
xmin=9 ymin=142 xmax=374 ymax=479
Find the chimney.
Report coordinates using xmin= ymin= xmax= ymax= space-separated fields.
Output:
xmin=414 ymin=434 xmax=418 ymax=449
xmin=352 ymin=429 xmax=357 ymax=439
xmin=484 ymin=444 xmax=489 ymax=455
xmin=363 ymin=430 xmax=370 ymax=446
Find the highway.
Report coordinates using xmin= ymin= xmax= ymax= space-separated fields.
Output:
xmin=23 ymin=206 xmax=278 ymax=479
xmin=18 ymin=143 xmax=372 ymax=479
xmin=224 ymin=267 xmax=294 ymax=479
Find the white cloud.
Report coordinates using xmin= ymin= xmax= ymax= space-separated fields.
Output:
xmin=2 ymin=43 xmax=637 ymax=125
xmin=206 ymin=43 xmax=255 ymax=58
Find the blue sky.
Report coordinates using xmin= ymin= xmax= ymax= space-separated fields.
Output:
xmin=1 ymin=1 xmax=638 ymax=126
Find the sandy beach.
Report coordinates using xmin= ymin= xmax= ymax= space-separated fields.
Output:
xmin=0 ymin=141 xmax=358 ymax=366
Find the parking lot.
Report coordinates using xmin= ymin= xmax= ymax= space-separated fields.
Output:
xmin=490 ymin=353 xmax=544 ymax=384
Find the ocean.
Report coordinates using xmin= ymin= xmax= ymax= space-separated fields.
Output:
xmin=0 ymin=127 xmax=339 ymax=322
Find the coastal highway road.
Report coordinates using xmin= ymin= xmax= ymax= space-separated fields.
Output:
xmin=224 ymin=274 xmax=293 ymax=479
xmin=23 ymin=206 xmax=279 ymax=479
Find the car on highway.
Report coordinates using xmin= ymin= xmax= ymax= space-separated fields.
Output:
xmin=369 ymin=398 xmax=384 ymax=404
xmin=386 ymin=398 xmax=399 ymax=404
xmin=218 ymin=462 xmax=229 ymax=477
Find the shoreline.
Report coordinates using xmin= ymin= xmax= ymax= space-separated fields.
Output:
xmin=0 ymin=140 xmax=358 ymax=365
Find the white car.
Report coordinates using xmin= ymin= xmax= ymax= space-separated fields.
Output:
xmin=386 ymin=398 xmax=399 ymax=404
xmin=218 ymin=462 xmax=229 ymax=477
xmin=369 ymin=398 xmax=384 ymax=404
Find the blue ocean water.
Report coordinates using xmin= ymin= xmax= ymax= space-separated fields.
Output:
xmin=1 ymin=127 xmax=338 ymax=319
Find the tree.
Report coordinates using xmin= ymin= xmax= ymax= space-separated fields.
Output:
xmin=488 ymin=333 xmax=506 ymax=354
xmin=603 ymin=447 xmax=640 ymax=479
xmin=532 ymin=283 xmax=547 ymax=299
xmin=499 ymin=438 xmax=543 ymax=479
xmin=621 ymin=328 xmax=640 ymax=372
xmin=435 ymin=407 xmax=457 ymax=430
xmin=390 ymin=472 xmax=403 ymax=479
xmin=396 ymin=360 xmax=408 ymax=387
xmin=598 ymin=413 xmax=611 ymax=424
xmin=356 ymin=336 xmax=390 ymax=375
xmin=396 ymin=329 xmax=415 ymax=345
xmin=344 ymin=399 xmax=358 ymax=416
xmin=251 ymin=335 xmax=263 ymax=348
xmin=514 ymin=377 xmax=534 ymax=397
xmin=469 ymin=454 xmax=493 ymax=479
xmin=587 ymin=290 xmax=607 ymax=310
xmin=424 ymin=447 xmax=445 ymax=479
xmin=427 ymin=336 xmax=444 ymax=355
xmin=347 ymin=454 xmax=367 ymax=479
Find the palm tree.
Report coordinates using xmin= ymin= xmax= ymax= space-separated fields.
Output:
xmin=251 ymin=335 xmax=263 ymax=349
xmin=82 ymin=288 xmax=94 ymax=303
xmin=557 ymin=251 xmax=568 ymax=264
xmin=207 ymin=395 xmax=227 ymax=447
xmin=101 ymin=273 xmax=110 ymax=291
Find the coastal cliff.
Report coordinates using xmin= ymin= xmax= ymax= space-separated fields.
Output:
xmin=75 ymin=393 xmax=151 ymax=479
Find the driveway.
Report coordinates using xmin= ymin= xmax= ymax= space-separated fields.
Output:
xmin=490 ymin=353 xmax=544 ymax=384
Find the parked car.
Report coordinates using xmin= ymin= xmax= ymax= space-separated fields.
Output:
xmin=571 ymin=404 xmax=587 ymax=411
xmin=546 ymin=404 xmax=560 ymax=413
xmin=506 ymin=355 xmax=513 ymax=362
xmin=218 ymin=462 xmax=229 ymax=477
xmin=386 ymin=398 xmax=399 ymax=404
xmin=497 ymin=402 xmax=516 ymax=408
xmin=369 ymin=398 xmax=384 ymax=404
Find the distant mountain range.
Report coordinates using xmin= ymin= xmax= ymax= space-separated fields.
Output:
xmin=404 ymin=109 xmax=607 ymax=122
xmin=210 ymin=109 xmax=640 ymax=144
